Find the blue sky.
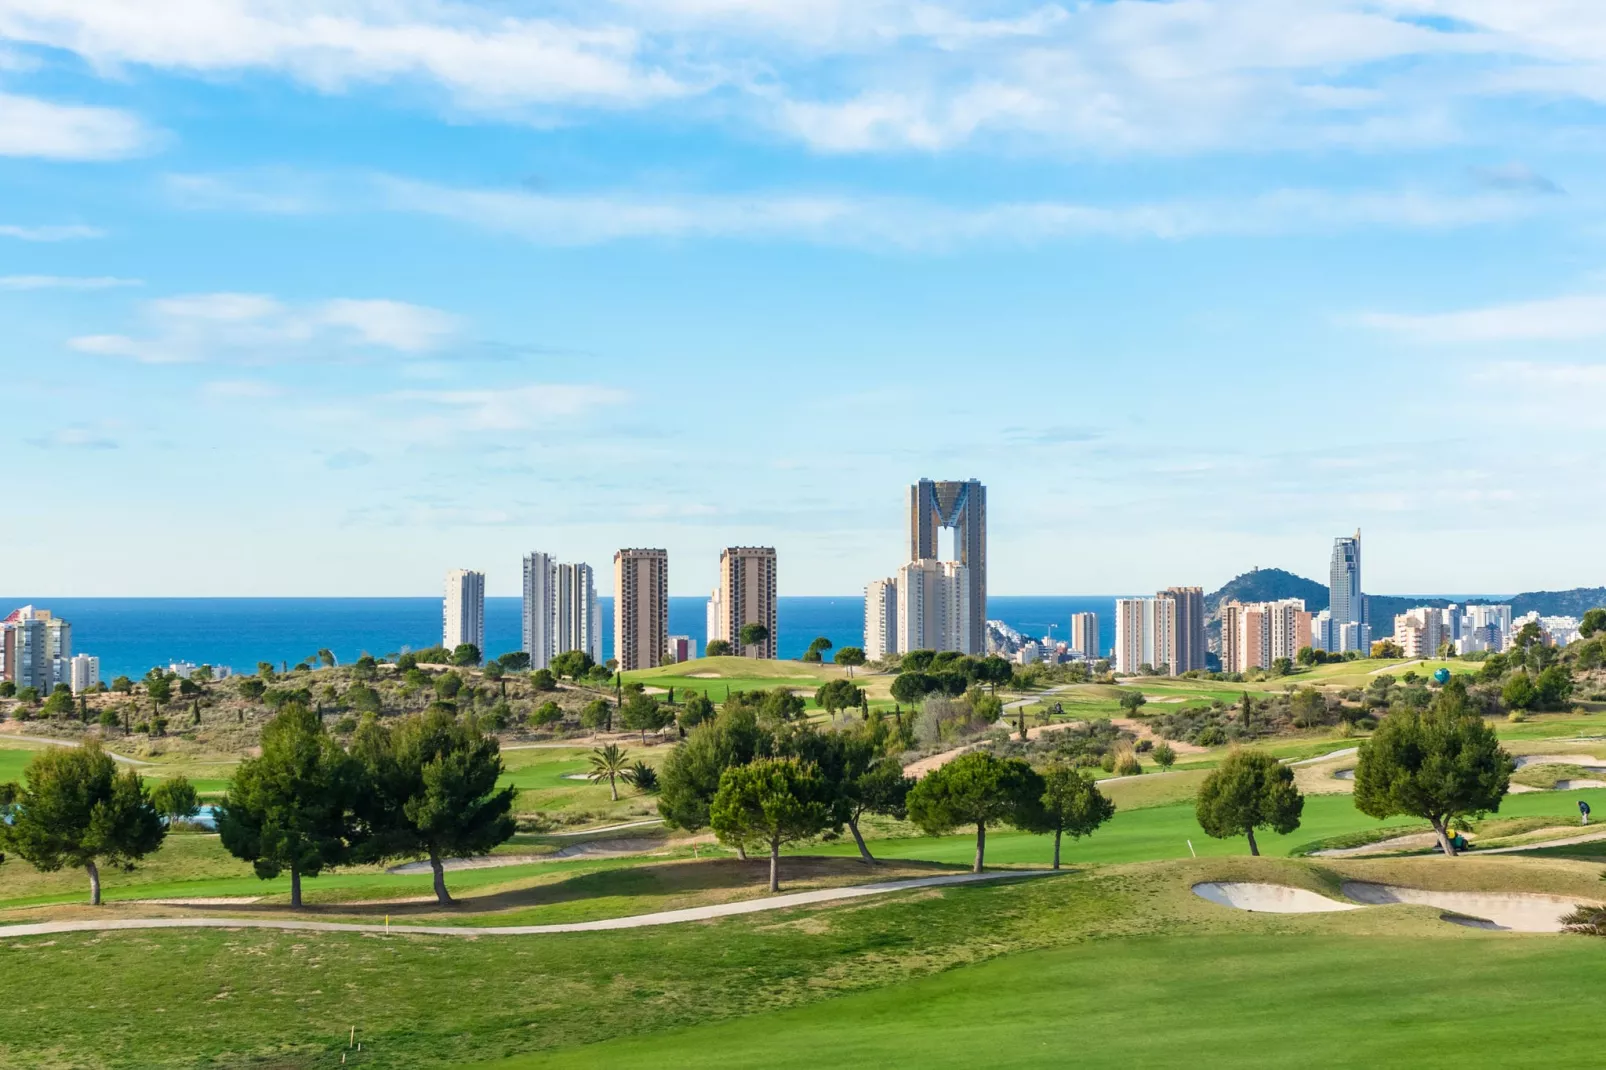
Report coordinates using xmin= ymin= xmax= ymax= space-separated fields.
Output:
xmin=2 ymin=0 xmax=1604 ymax=599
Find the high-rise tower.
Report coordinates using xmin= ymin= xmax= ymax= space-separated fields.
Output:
xmin=614 ymin=549 xmax=669 ymax=671
xmin=443 ymin=569 xmax=486 ymax=655
xmin=712 ymin=547 xmax=778 ymax=659
xmin=907 ymin=479 xmax=985 ymax=654
xmin=1329 ymin=530 xmax=1369 ymax=653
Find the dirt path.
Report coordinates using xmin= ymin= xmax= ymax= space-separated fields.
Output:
xmin=0 ymin=733 xmax=148 ymax=765
xmin=0 ymin=870 xmax=1055 ymax=940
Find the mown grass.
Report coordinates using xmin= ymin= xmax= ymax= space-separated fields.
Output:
xmin=2 ymin=853 xmax=1601 ymax=1069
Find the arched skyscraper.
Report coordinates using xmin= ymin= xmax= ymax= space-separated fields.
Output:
xmin=907 ymin=478 xmax=986 ymax=653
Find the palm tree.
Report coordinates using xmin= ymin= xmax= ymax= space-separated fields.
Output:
xmin=587 ymin=743 xmax=630 ymax=801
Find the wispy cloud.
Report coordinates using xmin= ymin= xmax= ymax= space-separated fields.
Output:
xmin=1361 ymin=293 xmax=1606 ymax=343
xmin=376 ymin=176 xmax=1538 ymax=250
xmin=25 ymin=425 xmax=118 ymax=450
xmin=386 ymin=384 xmax=631 ymax=432
xmin=0 ymin=223 xmax=104 ymax=241
xmin=202 ymin=379 xmax=284 ymax=399
xmin=9 ymin=0 xmax=1606 ymax=156
xmin=0 ymin=275 xmax=140 ymax=290
xmin=70 ymin=292 xmax=462 ymax=364
xmin=0 ymin=91 xmax=155 ymax=160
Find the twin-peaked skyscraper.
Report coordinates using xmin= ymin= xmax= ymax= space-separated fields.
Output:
xmin=865 ymin=478 xmax=987 ymax=661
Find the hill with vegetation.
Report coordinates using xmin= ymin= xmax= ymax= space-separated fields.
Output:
xmin=1205 ymin=568 xmax=1328 ymax=615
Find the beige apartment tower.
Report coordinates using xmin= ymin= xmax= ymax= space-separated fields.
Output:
xmin=1070 ymin=612 xmax=1100 ymax=660
xmin=1221 ymin=598 xmax=1306 ymax=673
xmin=1160 ymin=586 xmax=1207 ymax=674
xmin=713 ymin=546 xmax=778 ymax=659
xmin=613 ymin=549 xmax=669 ymax=672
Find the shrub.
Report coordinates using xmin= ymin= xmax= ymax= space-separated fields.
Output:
xmin=334 ymin=715 xmax=358 ymax=734
xmin=1196 ymin=725 xmax=1227 ymax=747
xmin=532 ymin=701 xmax=565 ymax=728
xmin=1114 ymin=753 xmax=1143 ymax=777
xmin=530 ymin=669 xmax=557 ymax=691
xmin=1507 ymin=710 xmax=1527 ymax=723
xmin=1135 ymin=738 xmax=1153 ymax=753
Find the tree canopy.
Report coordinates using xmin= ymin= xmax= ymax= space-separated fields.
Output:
xmin=0 ymin=742 xmax=165 ymax=905
xmin=710 ymin=757 xmax=830 ymax=892
xmin=738 ymin=623 xmax=771 ymax=653
xmin=1021 ymin=763 xmax=1116 ymax=869
xmin=704 ymin=639 xmax=733 ymax=657
xmin=352 ymin=709 xmax=516 ymax=905
xmin=657 ymin=707 xmax=771 ymax=833
xmin=1353 ymin=682 xmax=1513 ymax=856
xmin=1195 ymin=748 xmax=1303 ymax=856
xmin=217 ymin=704 xmax=361 ymax=907
xmin=906 ymin=752 xmax=1044 ymax=873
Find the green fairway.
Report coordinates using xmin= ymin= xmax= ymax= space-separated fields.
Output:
xmin=811 ymin=787 xmax=1606 ymax=867
xmin=494 ymin=931 xmax=1600 ymax=1069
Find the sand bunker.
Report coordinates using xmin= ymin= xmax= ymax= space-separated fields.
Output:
xmin=1196 ymin=880 xmax=1592 ymax=932
xmin=1341 ymin=882 xmax=1587 ymax=933
xmin=1513 ymin=754 xmax=1606 ymax=770
xmin=1192 ymin=882 xmax=1361 ymax=913
xmin=1554 ymin=779 xmax=1606 ymax=790
xmin=1333 ymin=769 xmax=1355 ymax=781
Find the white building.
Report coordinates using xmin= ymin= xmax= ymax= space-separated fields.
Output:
xmin=522 ymin=552 xmax=557 ymax=670
xmin=69 ymin=654 xmax=100 ymax=693
xmin=443 ymin=569 xmax=486 ymax=654
xmin=864 ymin=578 xmax=898 ymax=662
xmin=665 ymin=635 xmax=694 ymax=664
xmin=2 ymin=606 xmax=56 ymax=693
xmin=1113 ymin=597 xmax=1154 ymax=675
xmin=1070 ymin=612 xmax=1100 ymax=660
xmin=1393 ymin=607 xmax=1446 ymax=659
xmin=705 ymin=587 xmax=723 ymax=655
xmin=555 ymin=562 xmax=602 ymax=664
xmin=896 ymin=559 xmax=972 ymax=654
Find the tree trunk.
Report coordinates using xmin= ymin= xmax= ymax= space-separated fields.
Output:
xmin=290 ymin=862 xmax=303 ymax=909
xmin=736 ymin=843 xmax=747 ymax=861
xmin=86 ymin=860 xmax=101 ymax=906
xmin=1053 ymin=828 xmax=1062 ymax=870
xmin=1245 ymin=827 xmax=1259 ymax=857
xmin=974 ymin=822 xmax=986 ymax=873
xmin=429 ymin=850 xmax=454 ymax=906
xmin=608 ymin=773 xmax=619 ymax=802
xmin=848 ymin=816 xmax=875 ymax=864
xmin=768 ymin=839 xmax=780 ymax=893
xmin=1429 ymin=817 xmax=1458 ymax=857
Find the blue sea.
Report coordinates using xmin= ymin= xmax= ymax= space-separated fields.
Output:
xmin=0 ymin=596 xmax=1123 ymax=680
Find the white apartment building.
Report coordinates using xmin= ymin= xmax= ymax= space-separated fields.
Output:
xmin=864 ymin=578 xmax=898 ymax=662
xmin=555 ymin=562 xmax=602 ymax=664
xmin=2 ymin=606 xmax=56 ymax=693
xmin=443 ymin=569 xmax=486 ymax=654
xmin=666 ymin=635 xmax=694 ymax=664
xmin=1393 ymin=607 xmax=1446 ymax=659
xmin=705 ymin=588 xmax=722 ymax=655
xmin=1113 ymin=597 xmax=1153 ymax=675
xmin=522 ymin=552 xmax=557 ymax=670
xmin=896 ymin=559 xmax=972 ymax=654
xmin=69 ymin=654 xmax=100 ymax=693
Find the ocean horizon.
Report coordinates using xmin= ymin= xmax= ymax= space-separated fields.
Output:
xmin=2 ymin=596 xmax=1129 ymax=681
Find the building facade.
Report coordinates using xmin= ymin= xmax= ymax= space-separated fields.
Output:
xmin=1394 ymin=607 xmax=1447 ymax=659
xmin=665 ymin=635 xmax=694 ymax=664
xmin=614 ymin=548 xmax=669 ymax=671
xmin=521 ymin=552 xmax=557 ymax=670
xmin=1221 ymin=598 xmax=1309 ymax=672
xmin=1159 ymin=587 xmax=1206 ymax=673
xmin=1 ymin=606 xmax=53 ymax=693
xmin=1113 ymin=597 xmax=1154 ymax=675
xmin=908 ymin=479 xmax=985 ymax=654
xmin=1329 ymin=530 xmax=1370 ymax=654
xmin=69 ymin=654 xmax=100 ymax=693
xmin=1070 ymin=611 xmax=1100 ymax=660
xmin=712 ymin=546 xmax=778 ymax=659
xmin=555 ymin=562 xmax=602 ymax=663
xmin=896 ymin=559 xmax=971 ymax=654
xmin=864 ymin=577 xmax=898 ymax=662
xmin=443 ymin=569 xmax=486 ymax=654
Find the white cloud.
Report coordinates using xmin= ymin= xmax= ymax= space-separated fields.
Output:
xmin=202 ymin=379 xmax=284 ymax=399
xmin=0 ymin=274 xmax=138 ymax=289
xmin=69 ymin=291 xmax=463 ymax=363
xmin=1362 ymin=293 xmax=1606 ymax=343
xmin=0 ymin=0 xmax=686 ymax=108
xmin=320 ymin=299 xmax=459 ymax=353
xmin=26 ymin=425 xmax=118 ymax=449
xmin=388 ymin=384 xmax=631 ymax=431
xmin=377 ymin=176 xmax=1537 ymax=249
xmin=0 ymin=222 xmax=104 ymax=241
xmin=0 ymin=91 xmax=154 ymax=159
xmin=6 ymin=0 xmax=1606 ymax=155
